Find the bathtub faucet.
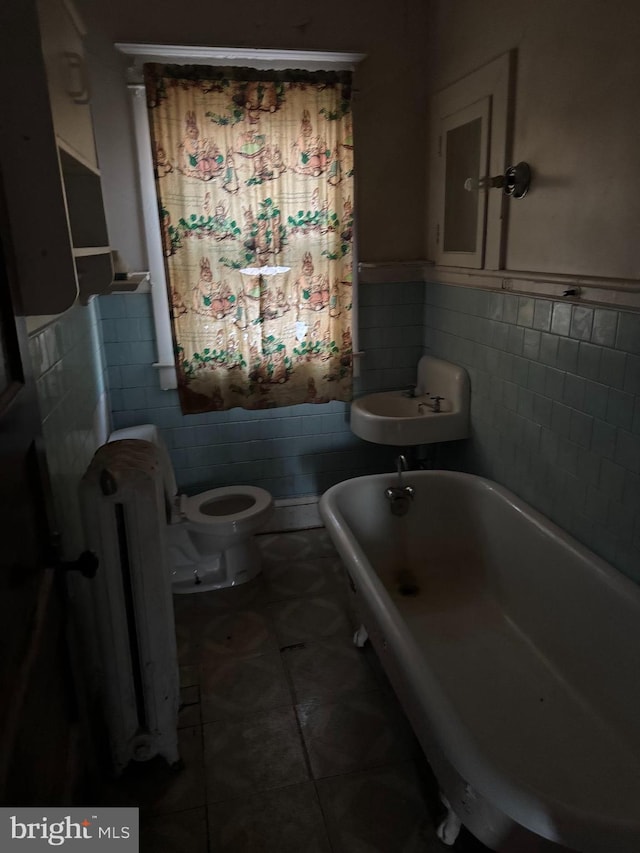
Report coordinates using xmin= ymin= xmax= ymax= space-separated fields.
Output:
xmin=385 ymin=455 xmax=414 ymax=515
xmin=397 ymin=454 xmax=408 ymax=485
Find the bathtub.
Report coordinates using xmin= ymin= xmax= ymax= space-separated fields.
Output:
xmin=319 ymin=471 xmax=640 ymax=853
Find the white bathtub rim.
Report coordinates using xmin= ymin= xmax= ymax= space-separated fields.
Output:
xmin=324 ymin=470 xmax=640 ymax=604
xmin=319 ymin=470 xmax=640 ymax=851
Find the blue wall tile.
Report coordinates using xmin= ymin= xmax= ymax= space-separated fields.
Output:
xmin=624 ymin=355 xmax=640 ymax=395
xmin=424 ymin=282 xmax=640 ymax=584
xmin=599 ymin=348 xmax=626 ymax=389
xmin=556 ymin=337 xmax=579 ymax=373
xmin=532 ymin=300 xmax=552 ymax=331
xmin=570 ymin=305 xmax=594 ymax=341
xmin=577 ymin=342 xmax=601 ymax=381
xmin=606 ymin=389 xmax=635 ymax=431
xmin=616 ymin=312 xmax=640 ymax=354
xmin=551 ymin=302 xmax=572 ymax=336
xmin=503 ymin=294 xmax=519 ymax=324
xmin=29 ymin=301 xmax=109 ymax=560
xmin=98 ymin=283 xmax=640 ymax=585
xmin=592 ymin=308 xmax=618 ymax=347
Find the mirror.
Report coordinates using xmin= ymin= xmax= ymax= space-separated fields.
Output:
xmin=444 ymin=117 xmax=482 ymax=253
xmin=437 ymin=95 xmax=490 ymax=269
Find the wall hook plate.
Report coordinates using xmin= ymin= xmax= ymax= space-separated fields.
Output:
xmin=504 ymin=162 xmax=531 ymax=198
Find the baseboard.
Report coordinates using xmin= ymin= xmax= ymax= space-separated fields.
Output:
xmin=261 ymin=494 xmax=322 ymax=533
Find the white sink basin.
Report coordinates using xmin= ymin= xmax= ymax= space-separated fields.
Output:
xmin=351 ymin=355 xmax=470 ymax=446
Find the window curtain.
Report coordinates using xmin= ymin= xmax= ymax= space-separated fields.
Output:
xmin=144 ymin=64 xmax=354 ymax=414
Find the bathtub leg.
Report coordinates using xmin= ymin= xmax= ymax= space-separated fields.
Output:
xmin=353 ymin=624 xmax=369 ymax=647
xmin=436 ymin=794 xmax=462 ymax=846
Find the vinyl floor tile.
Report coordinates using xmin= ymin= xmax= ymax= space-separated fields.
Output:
xmin=360 ymin=641 xmax=396 ymax=695
xmin=180 ymin=664 xmax=200 ymax=688
xmin=175 ymin=614 xmax=195 ymax=665
xmin=268 ymin=594 xmax=353 ymax=647
xmin=204 ymin=706 xmax=309 ymax=802
xmin=178 ymin=684 xmax=202 ymax=728
xmin=316 ymin=761 xmax=439 ymax=853
xmin=208 ymin=782 xmax=331 ymax=853
xmin=191 ymin=575 xmax=270 ymax=613
xmin=140 ymin=806 xmax=208 ymax=853
xmin=159 ymin=530 xmax=445 ymax=851
xmin=282 ymin=635 xmax=379 ymax=703
xmin=297 ymin=691 xmax=414 ymax=779
xmin=173 ymin=593 xmax=198 ymax=625
xmin=200 ymin=652 xmax=292 ymax=722
xmin=101 ymin=726 xmax=205 ymax=815
xmin=263 ymin=556 xmax=347 ymax=601
xmin=180 ymin=608 xmax=279 ymax=664
xmin=257 ymin=528 xmax=338 ymax=565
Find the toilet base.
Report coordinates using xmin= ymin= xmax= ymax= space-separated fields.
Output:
xmin=171 ymin=537 xmax=262 ymax=594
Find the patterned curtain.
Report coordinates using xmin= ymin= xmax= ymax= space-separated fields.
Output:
xmin=144 ymin=64 xmax=354 ymax=414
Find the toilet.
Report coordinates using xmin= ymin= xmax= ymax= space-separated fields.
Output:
xmin=109 ymin=424 xmax=273 ymax=594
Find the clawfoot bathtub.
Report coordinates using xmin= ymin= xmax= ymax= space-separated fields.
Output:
xmin=319 ymin=471 xmax=640 ymax=853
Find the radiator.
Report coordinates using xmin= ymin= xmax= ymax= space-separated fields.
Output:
xmin=80 ymin=439 xmax=180 ymax=774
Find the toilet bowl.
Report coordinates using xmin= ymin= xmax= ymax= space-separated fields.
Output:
xmin=108 ymin=424 xmax=273 ymax=594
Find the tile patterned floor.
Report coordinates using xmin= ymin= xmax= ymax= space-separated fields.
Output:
xmin=103 ymin=527 xmax=489 ymax=853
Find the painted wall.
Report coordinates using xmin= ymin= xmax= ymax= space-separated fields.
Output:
xmin=427 ymin=0 xmax=640 ymax=280
xmin=78 ymin=0 xmax=431 ymax=267
xmin=99 ymin=281 xmax=424 ymax=496
xmin=424 ymin=283 xmax=640 ymax=583
xmin=28 ymin=301 xmax=110 ymax=559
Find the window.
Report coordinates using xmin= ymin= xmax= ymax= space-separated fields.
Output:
xmin=121 ymin=45 xmax=363 ymax=414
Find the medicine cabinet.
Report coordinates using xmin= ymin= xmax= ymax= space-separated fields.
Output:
xmin=429 ymin=51 xmax=514 ymax=271
xmin=31 ymin=0 xmax=113 ymax=316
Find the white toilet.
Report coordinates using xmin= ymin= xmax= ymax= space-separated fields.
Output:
xmin=109 ymin=424 xmax=273 ymax=594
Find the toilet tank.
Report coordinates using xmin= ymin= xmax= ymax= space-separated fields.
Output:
xmin=109 ymin=424 xmax=178 ymax=500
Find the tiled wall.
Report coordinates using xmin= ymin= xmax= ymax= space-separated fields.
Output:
xmin=28 ymin=301 xmax=110 ymax=559
xmin=33 ymin=281 xmax=640 ymax=585
xmin=98 ymin=282 xmax=424 ymax=497
xmin=424 ymin=282 xmax=640 ymax=583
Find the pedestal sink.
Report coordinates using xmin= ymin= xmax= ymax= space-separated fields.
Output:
xmin=351 ymin=355 xmax=470 ymax=446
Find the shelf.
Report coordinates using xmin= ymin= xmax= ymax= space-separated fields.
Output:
xmin=76 ymin=252 xmax=114 ymax=304
xmin=110 ymin=271 xmax=150 ymax=292
xmin=59 ymin=147 xmax=109 ymax=249
xmin=73 ymin=246 xmax=111 ymax=257
xmin=56 ymin=136 xmax=100 ymax=176
xmin=57 ymin=145 xmax=114 ymax=300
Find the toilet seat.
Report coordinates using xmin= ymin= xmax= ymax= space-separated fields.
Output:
xmin=184 ymin=485 xmax=272 ymax=527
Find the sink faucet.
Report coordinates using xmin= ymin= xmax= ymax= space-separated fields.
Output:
xmin=418 ymin=395 xmax=445 ymax=414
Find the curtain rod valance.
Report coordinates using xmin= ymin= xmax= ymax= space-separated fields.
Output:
xmin=143 ymin=62 xmax=352 ymax=89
